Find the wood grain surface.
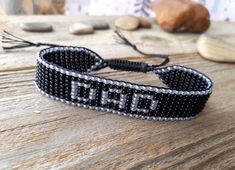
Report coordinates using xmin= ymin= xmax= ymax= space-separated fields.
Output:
xmin=0 ymin=16 xmax=235 ymax=170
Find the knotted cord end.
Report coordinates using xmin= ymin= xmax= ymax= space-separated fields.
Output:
xmin=1 ymin=30 xmax=62 ymax=50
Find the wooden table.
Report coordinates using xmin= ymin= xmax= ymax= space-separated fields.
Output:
xmin=0 ymin=16 xmax=235 ymax=170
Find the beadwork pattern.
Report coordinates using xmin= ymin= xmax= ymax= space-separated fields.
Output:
xmin=35 ymin=46 xmax=213 ymax=121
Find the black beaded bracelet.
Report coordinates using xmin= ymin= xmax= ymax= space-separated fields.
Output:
xmin=35 ymin=46 xmax=213 ymax=121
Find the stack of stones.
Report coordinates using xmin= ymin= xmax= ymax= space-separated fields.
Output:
xmin=69 ymin=20 xmax=110 ymax=34
xmin=115 ymin=15 xmax=152 ymax=30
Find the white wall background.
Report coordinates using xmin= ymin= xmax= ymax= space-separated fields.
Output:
xmin=0 ymin=0 xmax=235 ymax=21
xmin=65 ymin=0 xmax=235 ymax=21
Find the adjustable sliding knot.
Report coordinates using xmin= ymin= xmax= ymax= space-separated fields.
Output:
xmin=104 ymin=59 xmax=154 ymax=73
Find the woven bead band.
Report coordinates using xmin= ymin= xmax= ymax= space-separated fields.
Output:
xmin=35 ymin=46 xmax=213 ymax=121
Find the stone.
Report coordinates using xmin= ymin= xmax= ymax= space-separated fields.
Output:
xmin=139 ymin=17 xmax=152 ymax=28
xmin=69 ymin=23 xmax=94 ymax=35
xmin=33 ymin=110 xmax=42 ymax=114
xmin=151 ymin=0 xmax=210 ymax=33
xmin=197 ymin=35 xmax=235 ymax=63
xmin=80 ymin=20 xmax=109 ymax=30
xmin=115 ymin=15 xmax=140 ymax=30
xmin=20 ymin=22 xmax=53 ymax=32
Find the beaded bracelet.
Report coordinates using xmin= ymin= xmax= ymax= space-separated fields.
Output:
xmin=35 ymin=46 xmax=213 ymax=121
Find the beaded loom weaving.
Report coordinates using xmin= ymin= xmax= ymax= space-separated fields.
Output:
xmin=35 ymin=46 xmax=213 ymax=121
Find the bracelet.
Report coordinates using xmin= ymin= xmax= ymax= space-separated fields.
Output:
xmin=35 ymin=46 xmax=213 ymax=121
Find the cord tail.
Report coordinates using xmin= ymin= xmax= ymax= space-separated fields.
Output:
xmin=1 ymin=30 xmax=61 ymax=50
xmin=114 ymin=29 xmax=170 ymax=67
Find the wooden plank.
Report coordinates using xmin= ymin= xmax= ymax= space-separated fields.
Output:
xmin=0 ymin=16 xmax=235 ymax=169
xmin=1 ymin=16 xmax=235 ymax=72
